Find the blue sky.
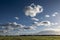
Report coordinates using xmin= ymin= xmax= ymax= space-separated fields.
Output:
xmin=0 ymin=0 xmax=60 ymax=35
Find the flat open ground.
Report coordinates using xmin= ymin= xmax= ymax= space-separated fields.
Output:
xmin=0 ymin=36 xmax=60 ymax=40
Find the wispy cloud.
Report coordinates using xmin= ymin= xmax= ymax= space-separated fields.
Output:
xmin=15 ymin=17 xmax=19 ymax=20
xmin=44 ymin=28 xmax=60 ymax=32
xmin=24 ymin=3 xmax=43 ymax=17
xmin=31 ymin=18 xmax=39 ymax=21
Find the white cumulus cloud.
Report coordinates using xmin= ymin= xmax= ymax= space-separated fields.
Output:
xmin=24 ymin=3 xmax=43 ymax=17
xmin=32 ymin=21 xmax=51 ymax=27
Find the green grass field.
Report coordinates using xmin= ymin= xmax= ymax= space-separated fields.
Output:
xmin=0 ymin=36 xmax=60 ymax=40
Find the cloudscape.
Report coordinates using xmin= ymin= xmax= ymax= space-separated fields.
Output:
xmin=0 ymin=0 xmax=60 ymax=35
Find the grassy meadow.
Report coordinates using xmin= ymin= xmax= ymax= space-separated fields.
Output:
xmin=0 ymin=36 xmax=60 ymax=40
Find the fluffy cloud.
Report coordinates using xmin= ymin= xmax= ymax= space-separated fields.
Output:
xmin=0 ymin=22 xmax=37 ymax=34
xmin=15 ymin=17 xmax=19 ymax=20
xmin=24 ymin=3 xmax=43 ymax=17
xmin=40 ymin=21 xmax=51 ymax=26
xmin=12 ymin=22 xmax=18 ymax=25
xmin=52 ymin=12 xmax=58 ymax=17
xmin=34 ymin=21 xmax=51 ymax=27
xmin=31 ymin=18 xmax=39 ymax=21
xmin=1 ymin=21 xmax=57 ymax=32
xmin=45 ymin=15 xmax=50 ymax=17
xmin=0 ymin=22 xmax=25 ymax=33
xmin=0 ymin=21 xmax=51 ymax=33
xmin=1 ymin=21 xmax=58 ymax=35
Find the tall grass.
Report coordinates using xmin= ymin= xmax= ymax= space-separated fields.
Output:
xmin=0 ymin=36 xmax=60 ymax=40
